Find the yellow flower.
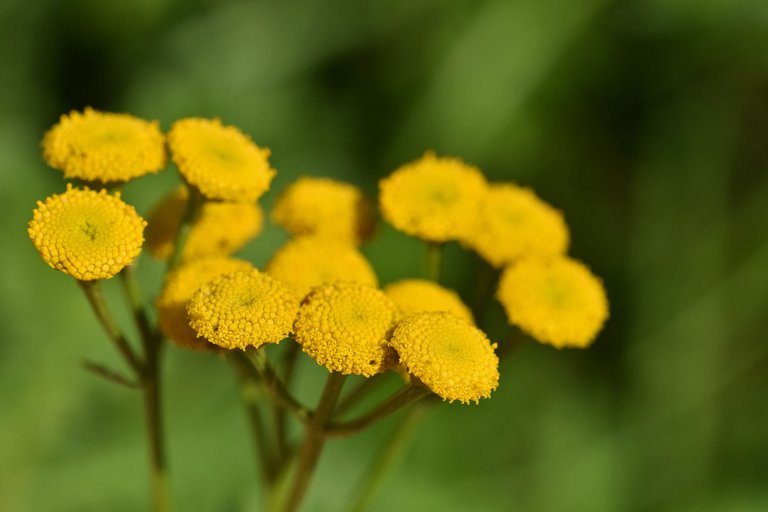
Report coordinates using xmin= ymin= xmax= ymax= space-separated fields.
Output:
xmin=156 ymin=257 xmax=254 ymax=351
xmin=271 ymin=177 xmax=375 ymax=245
xmin=266 ymin=236 xmax=378 ymax=299
xmin=378 ymin=152 xmax=487 ymax=242
xmin=28 ymin=184 xmax=146 ymax=281
xmin=463 ymin=183 xmax=569 ymax=268
xmin=293 ymin=283 xmax=399 ymax=376
xmin=496 ymin=256 xmax=608 ymax=348
xmin=383 ymin=279 xmax=474 ymax=325
xmin=42 ymin=107 xmax=165 ymax=182
xmin=187 ymin=269 xmax=299 ymax=350
xmin=389 ymin=312 xmax=499 ymax=404
xmin=145 ymin=186 xmax=263 ymax=262
xmin=168 ymin=117 xmax=275 ymax=202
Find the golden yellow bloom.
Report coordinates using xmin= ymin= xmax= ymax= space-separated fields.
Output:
xmin=156 ymin=257 xmax=254 ymax=351
xmin=294 ymin=283 xmax=399 ymax=376
xmin=42 ymin=107 xmax=165 ymax=182
xmin=188 ymin=269 xmax=299 ymax=350
xmin=168 ymin=118 xmax=275 ymax=202
xmin=496 ymin=256 xmax=608 ymax=349
xmin=145 ymin=186 xmax=263 ymax=261
xmin=383 ymin=279 xmax=474 ymax=325
xmin=28 ymin=184 xmax=146 ymax=281
xmin=379 ymin=152 xmax=487 ymax=242
xmin=389 ymin=312 xmax=499 ymax=404
xmin=463 ymin=183 xmax=569 ymax=268
xmin=266 ymin=236 xmax=378 ymax=299
xmin=271 ymin=177 xmax=375 ymax=245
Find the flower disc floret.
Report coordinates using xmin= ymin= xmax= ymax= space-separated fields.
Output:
xmin=42 ymin=107 xmax=165 ymax=182
xmin=28 ymin=184 xmax=146 ymax=281
xmin=464 ymin=183 xmax=569 ymax=268
xmin=146 ymin=186 xmax=263 ymax=261
xmin=294 ymin=283 xmax=399 ymax=376
xmin=497 ymin=256 xmax=608 ymax=348
xmin=187 ymin=269 xmax=299 ymax=350
xmin=157 ymin=258 xmax=254 ymax=351
xmin=168 ymin=117 xmax=275 ymax=202
xmin=272 ymin=177 xmax=375 ymax=244
xmin=266 ymin=236 xmax=378 ymax=299
xmin=379 ymin=152 xmax=487 ymax=242
xmin=389 ymin=312 xmax=499 ymax=404
xmin=384 ymin=279 xmax=474 ymax=325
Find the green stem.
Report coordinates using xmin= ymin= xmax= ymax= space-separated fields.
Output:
xmin=282 ymin=372 xmax=346 ymax=512
xmin=275 ymin=343 xmax=301 ymax=470
xmin=425 ymin=242 xmax=443 ymax=283
xmin=243 ymin=350 xmax=311 ymax=423
xmin=168 ymin=188 xmax=204 ymax=269
xmin=471 ymin=259 xmax=498 ymax=324
xmin=335 ymin=374 xmax=388 ymax=417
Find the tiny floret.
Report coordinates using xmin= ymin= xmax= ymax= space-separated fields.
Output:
xmin=42 ymin=107 xmax=166 ymax=182
xmin=272 ymin=176 xmax=375 ymax=245
xmin=383 ymin=279 xmax=474 ymax=325
xmin=379 ymin=152 xmax=487 ymax=242
xmin=156 ymin=257 xmax=254 ymax=351
xmin=145 ymin=186 xmax=263 ymax=262
xmin=463 ymin=183 xmax=569 ymax=268
xmin=266 ymin=236 xmax=378 ymax=299
xmin=293 ymin=283 xmax=399 ymax=376
xmin=389 ymin=312 xmax=499 ymax=404
xmin=168 ymin=117 xmax=275 ymax=202
xmin=28 ymin=184 xmax=146 ymax=281
xmin=496 ymin=256 xmax=609 ymax=348
xmin=187 ymin=269 xmax=299 ymax=350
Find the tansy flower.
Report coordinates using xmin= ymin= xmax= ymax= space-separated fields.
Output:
xmin=168 ymin=117 xmax=275 ymax=202
xmin=156 ymin=257 xmax=254 ymax=351
xmin=42 ymin=107 xmax=165 ymax=183
xmin=28 ymin=184 xmax=146 ymax=281
xmin=145 ymin=186 xmax=263 ymax=262
xmin=293 ymin=283 xmax=399 ymax=377
xmin=496 ymin=256 xmax=608 ymax=349
xmin=463 ymin=183 xmax=569 ymax=268
xmin=379 ymin=152 xmax=487 ymax=242
xmin=266 ymin=236 xmax=378 ymax=299
xmin=383 ymin=279 xmax=474 ymax=325
xmin=389 ymin=312 xmax=499 ymax=404
xmin=271 ymin=177 xmax=375 ymax=245
xmin=187 ymin=269 xmax=299 ymax=350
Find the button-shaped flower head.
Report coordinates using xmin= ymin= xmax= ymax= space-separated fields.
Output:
xmin=266 ymin=236 xmax=378 ymax=299
xmin=42 ymin=107 xmax=166 ymax=183
xmin=168 ymin=118 xmax=275 ymax=202
xmin=28 ymin=184 xmax=146 ymax=281
xmin=379 ymin=152 xmax=487 ymax=242
xmin=156 ymin=257 xmax=254 ymax=351
xmin=497 ymin=256 xmax=608 ymax=348
xmin=294 ymin=283 xmax=399 ymax=376
xmin=383 ymin=279 xmax=474 ymax=325
xmin=272 ymin=176 xmax=375 ymax=245
xmin=389 ymin=312 xmax=499 ymax=404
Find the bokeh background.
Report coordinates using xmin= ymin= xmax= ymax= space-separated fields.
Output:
xmin=2 ymin=0 xmax=768 ymax=510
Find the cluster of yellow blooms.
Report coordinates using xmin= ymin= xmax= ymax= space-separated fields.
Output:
xmin=28 ymin=107 xmax=608 ymax=406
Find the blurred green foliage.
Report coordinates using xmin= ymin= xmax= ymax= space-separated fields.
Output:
xmin=2 ymin=0 xmax=768 ymax=510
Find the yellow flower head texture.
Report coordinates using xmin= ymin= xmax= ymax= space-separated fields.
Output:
xmin=266 ymin=236 xmax=378 ymax=299
xmin=271 ymin=176 xmax=375 ymax=245
xmin=293 ymin=283 xmax=400 ymax=377
xmin=496 ymin=256 xmax=609 ymax=349
xmin=463 ymin=183 xmax=569 ymax=268
xmin=168 ymin=117 xmax=275 ymax=203
xmin=145 ymin=186 xmax=263 ymax=262
xmin=42 ymin=107 xmax=166 ymax=183
xmin=379 ymin=152 xmax=487 ymax=242
xmin=28 ymin=184 xmax=146 ymax=281
xmin=156 ymin=257 xmax=254 ymax=351
xmin=389 ymin=312 xmax=499 ymax=404
xmin=187 ymin=269 xmax=299 ymax=350
xmin=383 ymin=279 xmax=474 ymax=325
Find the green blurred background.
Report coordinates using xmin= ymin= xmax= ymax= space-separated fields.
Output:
xmin=2 ymin=0 xmax=768 ymax=510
